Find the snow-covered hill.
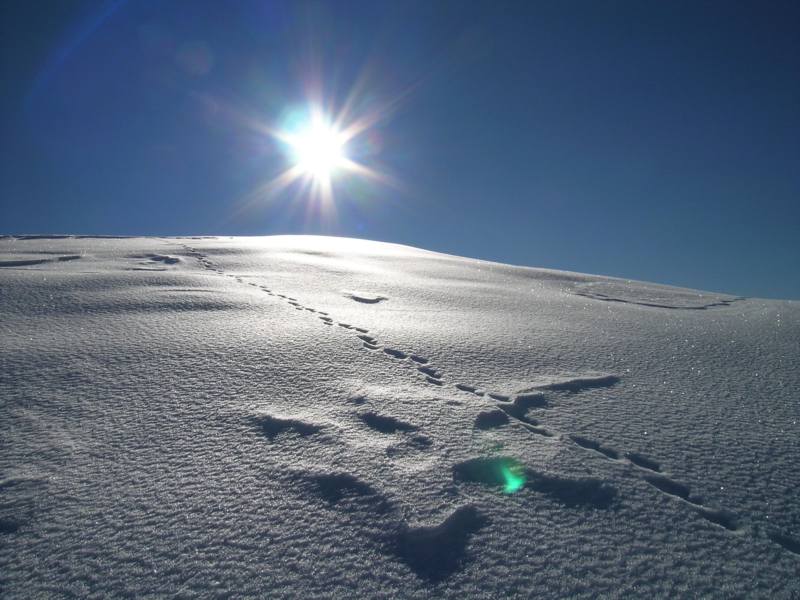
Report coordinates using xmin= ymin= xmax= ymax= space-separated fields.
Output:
xmin=1 ymin=235 xmax=798 ymax=598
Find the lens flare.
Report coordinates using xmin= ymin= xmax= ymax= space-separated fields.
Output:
xmin=500 ymin=463 xmax=526 ymax=494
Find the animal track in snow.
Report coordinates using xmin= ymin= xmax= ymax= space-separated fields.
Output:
xmin=535 ymin=374 xmax=620 ymax=393
xmin=625 ymin=452 xmax=661 ymax=472
xmin=359 ymin=412 xmax=418 ymax=434
xmin=473 ymin=409 xmax=509 ymax=430
xmin=394 ymin=505 xmax=487 ymax=582
xmin=305 ymin=472 xmax=383 ymax=506
xmin=643 ymin=475 xmax=693 ymax=501
xmin=769 ymin=531 xmax=800 ymax=556
xmin=417 ymin=366 xmax=441 ymax=379
xmin=0 ymin=254 xmax=82 ymax=268
xmin=640 ymin=474 xmax=742 ymax=531
xmin=251 ymin=415 xmax=324 ymax=439
xmin=497 ymin=393 xmax=548 ymax=423
xmin=344 ymin=291 xmax=388 ymax=304
xmin=569 ymin=434 xmax=620 ymax=460
xmin=179 ymin=244 xmax=781 ymax=553
xmin=452 ymin=456 xmax=617 ymax=509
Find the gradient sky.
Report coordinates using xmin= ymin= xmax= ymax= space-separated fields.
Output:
xmin=1 ymin=0 xmax=798 ymax=299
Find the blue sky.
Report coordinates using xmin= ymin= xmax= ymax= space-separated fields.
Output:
xmin=1 ymin=0 xmax=798 ymax=299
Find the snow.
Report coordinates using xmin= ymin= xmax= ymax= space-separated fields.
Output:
xmin=1 ymin=234 xmax=798 ymax=598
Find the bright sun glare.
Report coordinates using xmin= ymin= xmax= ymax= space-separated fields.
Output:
xmin=286 ymin=117 xmax=347 ymax=181
xmin=248 ymin=95 xmax=395 ymax=216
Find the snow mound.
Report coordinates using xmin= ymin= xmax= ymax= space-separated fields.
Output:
xmin=1 ymin=234 xmax=798 ymax=598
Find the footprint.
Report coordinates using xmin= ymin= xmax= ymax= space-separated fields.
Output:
xmin=131 ymin=253 xmax=181 ymax=265
xmin=488 ymin=393 xmax=510 ymax=401
xmin=344 ymin=292 xmax=388 ymax=304
xmin=251 ymin=415 xmax=323 ymax=439
xmin=409 ymin=355 xmax=429 ymax=365
xmin=695 ymin=506 xmax=739 ymax=531
xmin=360 ymin=412 xmax=417 ymax=434
xmin=357 ymin=334 xmax=377 ymax=344
xmin=417 ymin=366 xmax=441 ymax=379
xmin=383 ymin=348 xmax=407 ymax=360
xmin=497 ymin=394 xmax=548 ymax=422
xmin=569 ymin=435 xmax=620 ymax=460
xmin=394 ymin=505 xmax=487 ymax=582
xmin=425 ymin=376 xmax=443 ymax=386
xmin=769 ymin=531 xmax=800 ymax=556
xmin=353 ymin=327 xmax=369 ymax=333
xmin=643 ymin=475 xmax=692 ymax=502
xmin=452 ymin=456 xmax=525 ymax=488
xmin=474 ymin=409 xmax=510 ymax=430
xmin=0 ymin=256 xmax=83 ymax=268
xmin=625 ymin=452 xmax=661 ymax=472
xmin=363 ymin=342 xmax=380 ymax=350
xmin=537 ymin=374 xmax=620 ymax=393
xmin=452 ymin=457 xmax=616 ymax=509
xmin=455 ymin=383 xmax=477 ymax=393
xmin=386 ymin=434 xmax=434 ymax=458
xmin=304 ymin=472 xmax=383 ymax=506
xmin=338 ymin=323 xmax=352 ymax=329
xmin=526 ymin=471 xmax=617 ymax=509
xmin=0 ymin=517 xmax=20 ymax=534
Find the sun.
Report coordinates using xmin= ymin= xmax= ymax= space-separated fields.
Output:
xmin=241 ymin=97 xmax=395 ymax=217
xmin=284 ymin=114 xmax=348 ymax=182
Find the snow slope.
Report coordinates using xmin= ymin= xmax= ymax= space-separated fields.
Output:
xmin=1 ymin=235 xmax=798 ymax=598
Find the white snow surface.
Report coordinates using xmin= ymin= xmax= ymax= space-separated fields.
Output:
xmin=1 ymin=234 xmax=798 ymax=598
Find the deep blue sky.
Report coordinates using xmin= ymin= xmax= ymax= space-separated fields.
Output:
xmin=1 ymin=1 xmax=798 ymax=299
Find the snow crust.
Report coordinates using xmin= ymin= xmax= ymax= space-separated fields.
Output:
xmin=1 ymin=234 xmax=798 ymax=598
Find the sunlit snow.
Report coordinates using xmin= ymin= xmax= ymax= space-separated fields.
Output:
xmin=1 ymin=234 xmax=798 ymax=597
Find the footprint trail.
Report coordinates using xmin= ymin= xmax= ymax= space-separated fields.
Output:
xmin=177 ymin=242 xmax=797 ymax=561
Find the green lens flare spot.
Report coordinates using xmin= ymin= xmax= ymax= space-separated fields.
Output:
xmin=501 ymin=464 xmax=526 ymax=494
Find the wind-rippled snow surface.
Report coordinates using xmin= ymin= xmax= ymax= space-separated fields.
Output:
xmin=1 ymin=235 xmax=798 ymax=598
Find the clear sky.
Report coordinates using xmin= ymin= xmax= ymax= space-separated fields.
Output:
xmin=1 ymin=0 xmax=798 ymax=299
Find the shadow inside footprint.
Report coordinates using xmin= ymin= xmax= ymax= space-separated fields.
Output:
xmin=498 ymin=394 xmax=548 ymax=423
xmin=626 ymin=452 xmax=661 ymax=472
xmin=695 ymin=506 xmax=739 ymax=531
xmin=252 ymin=415 xmax=323 ymax=439
xmin=569 ymin=435 xmax=619 ymax=460
xmin=360 ymin=412 xmax=417 ymax=434
xmin=474 ymin=409 xmax=510 ymax=430
xmin=0 ymin=517 xmax=20 ymax=535
xmin=527 ymin=471 xmax=617 ymax=509
xmin=308 ymin=472 xmax=379 ymax=504
xmin=769 ymin=531 xmax=800 ymax=555
xmin=537 ymin=374 xmax=620 ymax=393
xmin=644 ymin=475 xmax=691 ymax=500
xmin=395 ymin=505 xmax=487 ymax=582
